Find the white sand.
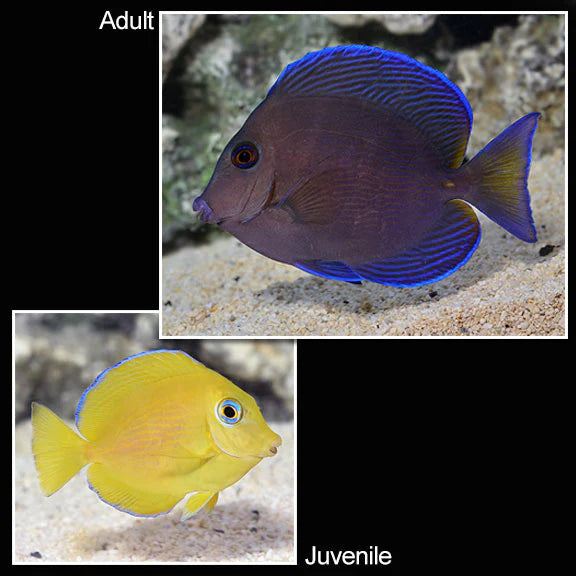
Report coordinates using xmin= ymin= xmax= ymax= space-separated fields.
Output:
xmin=14 ymin=420 xmax=294 ymax=563
xmin=162 ymin=151 xmax=565 ymax=337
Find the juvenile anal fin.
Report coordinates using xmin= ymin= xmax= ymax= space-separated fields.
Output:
xmin=87 ymin=463 xmax=182 ymax=517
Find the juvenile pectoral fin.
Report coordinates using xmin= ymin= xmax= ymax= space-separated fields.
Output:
xmin=87 ymin=463 xmax=182 ymax=517
xmin=181 ymin=492 xmax=219 ymax=521
xmin=353 ymin=200 xmax=480 ymax=286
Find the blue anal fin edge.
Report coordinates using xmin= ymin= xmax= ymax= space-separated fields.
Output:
xmin=355 ymin=200 xmax=481 ymax=287
xmin=294 ymin=259 xmax=362 ymax=284
xmin=294 ymin=200 xmax=481 ymax=287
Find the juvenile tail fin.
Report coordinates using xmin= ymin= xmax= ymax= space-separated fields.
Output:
xmin=31 ymin=402 xmax=88 ymax=496
xmin=463 ymin=112 xmax=539 ymax=243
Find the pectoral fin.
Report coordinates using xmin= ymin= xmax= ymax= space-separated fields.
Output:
xmin=181 ymin=491 xmax=219 ymax=521
xmin=279 ymin=169 xmax=336 ymax=225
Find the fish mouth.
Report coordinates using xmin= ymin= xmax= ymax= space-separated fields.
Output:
xmin=192 ymin=195 xmax=247 ymax=227
xmin=210 ymin=431 xmax=282 ymax=460
xmin=266 ymin=434 xmax=282 ymax=457
xmin=193 ymin=172 xmax=276 ymax=226
xmin=193 ymin=197 xmax=219 ymax=224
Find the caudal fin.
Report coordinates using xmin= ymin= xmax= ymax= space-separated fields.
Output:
xmin=31 ymin=402 xmax=88 ymax=496
xmin=463 ymin=112 xmax=539 ymax=243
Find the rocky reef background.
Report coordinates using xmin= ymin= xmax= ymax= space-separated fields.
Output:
xmin=15 ymin=313 xmax=294 ymax=423
xmin=161 ymin=13 xmax=565 ymax=252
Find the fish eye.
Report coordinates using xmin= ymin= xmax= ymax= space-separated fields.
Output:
xmin=231 ymin=142 xmax=259 ymax=169
xmin=216 ymin=398 xmax=243 ymax=425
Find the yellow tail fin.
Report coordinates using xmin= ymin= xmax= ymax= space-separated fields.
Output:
xmin=31 ymin=402 xmax=88 ymax=496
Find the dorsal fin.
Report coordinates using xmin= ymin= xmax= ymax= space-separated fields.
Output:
xmin=268 ymin=45 xmax=473 ymax=168
xmin=75 ymin=350 xmax=202 ymax=441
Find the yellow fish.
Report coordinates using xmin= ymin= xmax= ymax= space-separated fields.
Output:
xmin=31 ymin=349 xmax=282 ymax=520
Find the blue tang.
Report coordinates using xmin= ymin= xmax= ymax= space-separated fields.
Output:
xmin=193 ymin=45 xmax=539 ymax=287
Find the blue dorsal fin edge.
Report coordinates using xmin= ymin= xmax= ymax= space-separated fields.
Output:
xmin=74 ymin=349 xmax=200 ymax=430
xmin=269 ymin=45 xmax=473 ymax=168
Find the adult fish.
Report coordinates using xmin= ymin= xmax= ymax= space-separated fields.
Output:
xmin=31 ymin=349 xmax=281 ymax=520
xmin=193 ymin=44 xmax=539 ymax=287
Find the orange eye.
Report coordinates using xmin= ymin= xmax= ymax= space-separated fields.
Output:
xmin=231 ymin=142 xmax=259 ymax=169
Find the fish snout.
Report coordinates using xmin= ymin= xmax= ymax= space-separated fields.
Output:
xmin=193 ymin=196 xmax=217 ymax=224
xmin=267 ymin=434 xmax=282 ymax=457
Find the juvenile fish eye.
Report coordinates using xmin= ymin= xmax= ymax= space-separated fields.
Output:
xmin=231 ymin=143 xmax=259 ymax=169
xmin=217 ymin=398 xmax=243 ymax=424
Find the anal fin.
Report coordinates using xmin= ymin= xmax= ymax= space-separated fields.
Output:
xmin=294 ymin=200 xmax=480 ymax=287
xmin=354 ymin=200 xmax=481 ymax=286
xmin=87 ymin=463 xmax=182 ymax=517
xmin=293 ymin=259 xmax=362 ymax=283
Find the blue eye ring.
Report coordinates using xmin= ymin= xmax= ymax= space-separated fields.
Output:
xmin=231 ymin=142 xmax=259 ymax=169
xmin=216 ymin=398 xmax=243 ymax=425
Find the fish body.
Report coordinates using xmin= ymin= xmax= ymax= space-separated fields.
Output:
xmin=193 ymin=45 xmax=539 ymax=287
xmin=31 ymin=350 xmax=281 ymax=520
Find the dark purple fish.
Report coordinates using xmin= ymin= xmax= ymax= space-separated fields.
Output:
xmin=193 ymin=45 xmax=539 ymax=286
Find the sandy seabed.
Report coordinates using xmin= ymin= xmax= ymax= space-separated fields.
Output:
xmin=162 ymin=151 xmax=565 ymax=337
xmin=14 ymin=420 xmax=294 ymax=564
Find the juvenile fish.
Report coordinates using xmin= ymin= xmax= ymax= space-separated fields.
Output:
xmin=31 ymin=350 xmax=281 ymax=520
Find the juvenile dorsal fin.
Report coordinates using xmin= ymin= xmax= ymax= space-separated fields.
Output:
xmin=268 ymin=45 xmax=473 ymax=168
xmin=75 ymin=350 xmax=203 ymax=441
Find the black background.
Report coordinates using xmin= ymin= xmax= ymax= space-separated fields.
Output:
xmin=297 ymin=339 xmax=564 ymax=572
xmin=12 ymin=9 xmax=159 ymax=311
xmin=11 ymin=8 xmax=570 ymax=573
